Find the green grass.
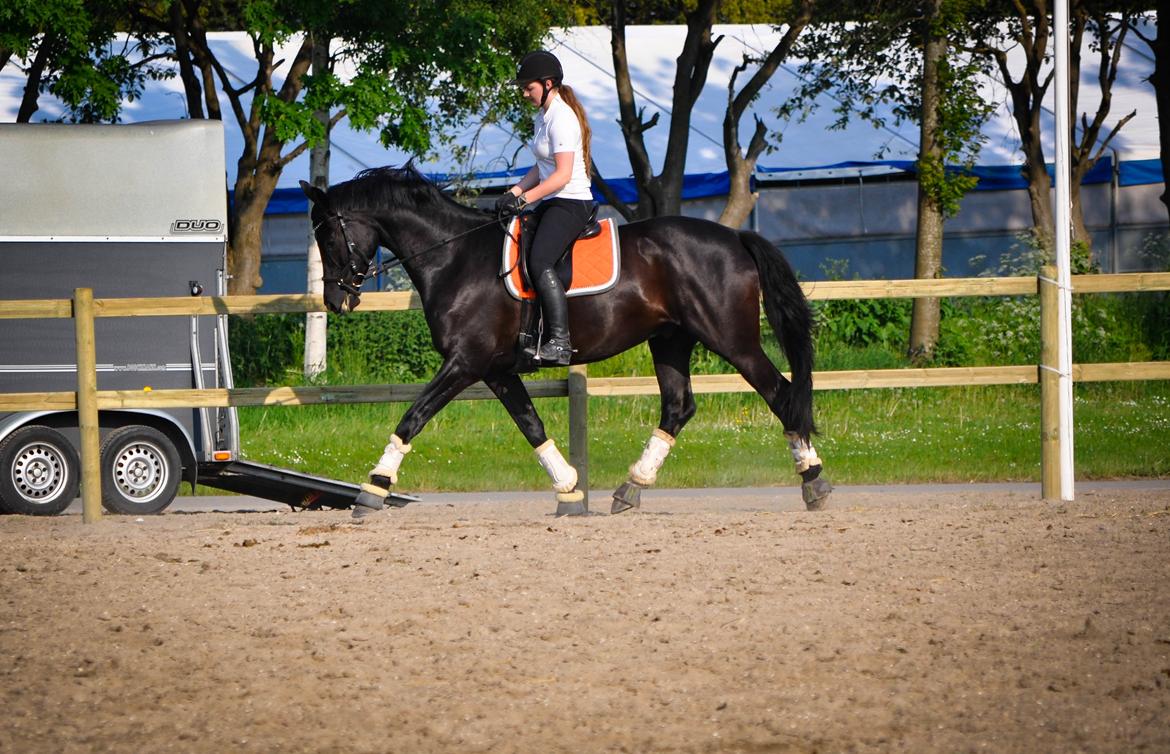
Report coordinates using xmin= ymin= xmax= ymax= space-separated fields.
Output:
xmin=228 ymin=380 xmax=1170 ymax=492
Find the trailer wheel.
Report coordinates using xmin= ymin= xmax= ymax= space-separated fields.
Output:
xmin=100 ymin=426 xmax=181 ymax=515
xmin=0 ymin=426 xmax=81 ymax=516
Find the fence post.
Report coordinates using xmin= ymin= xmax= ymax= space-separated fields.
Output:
xmin=74 ymin=288 xmax=102 ymax=522
xmin=1038 ymin=266 xmax=1060 ymax=500
xmin=567 ymin=364 xmax=589 ymax=508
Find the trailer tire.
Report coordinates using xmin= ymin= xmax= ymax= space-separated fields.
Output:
xmin=100 ymin=426 xmax=181 ymax=515
xmin=0 ymin=425 xmax=81 ymax=516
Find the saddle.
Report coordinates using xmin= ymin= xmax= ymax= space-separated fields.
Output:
xmin=499 ymin=206 xmax=620 ymax=372
xmin=499 ymin=207 xmax=620 ymax=301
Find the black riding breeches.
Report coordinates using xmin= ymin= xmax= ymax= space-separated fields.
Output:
xmin=527 ymin=198 xmax=594 ymax=277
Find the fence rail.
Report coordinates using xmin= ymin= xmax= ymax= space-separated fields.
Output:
xmin=2 ymin=270 xmax=1169 ymax=520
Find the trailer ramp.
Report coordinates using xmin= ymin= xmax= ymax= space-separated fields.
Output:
xmin=199 ymin=460 xmax=419 ymax=510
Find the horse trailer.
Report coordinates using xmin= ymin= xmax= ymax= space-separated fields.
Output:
xmin=0 ymin=120 xmax=408 ymax=515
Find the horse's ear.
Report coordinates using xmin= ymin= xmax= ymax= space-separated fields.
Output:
xmin=300 ymin=180 xmax=330 ymax=210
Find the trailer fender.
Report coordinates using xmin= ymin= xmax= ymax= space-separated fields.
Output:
xmin=0 ymin=410 xmax=200 ymax=491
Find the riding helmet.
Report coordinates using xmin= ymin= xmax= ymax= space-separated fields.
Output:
xmin=511 ymin=50 xmax=563 ymax=86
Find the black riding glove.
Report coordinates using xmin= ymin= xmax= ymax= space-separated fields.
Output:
xmin=495 ymin=192 xmax=527 ymax=218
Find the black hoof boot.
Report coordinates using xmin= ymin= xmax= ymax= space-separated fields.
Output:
xmin=801 ymin=473 xmax=833 ymax=511
xmin=611 ymin=481 xmax=643 ymax=514
xmin=555 ymin=490 xmax=588 ymax=517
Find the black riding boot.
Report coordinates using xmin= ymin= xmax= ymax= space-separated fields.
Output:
xmin=534 ymin=268 xmax=572 ymax=366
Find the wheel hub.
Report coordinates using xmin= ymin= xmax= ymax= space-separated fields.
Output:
xmin=12 ymin=444 xmax=67 ymax=502
xmin=113 ymin=443 xmax=167 ymax=502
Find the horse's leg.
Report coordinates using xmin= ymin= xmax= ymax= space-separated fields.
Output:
xmin=612 ymin=330 xmax=698 ymax=514
xmin=718 ymin=344 xmax=832 ymax=510
xmin=353 ymin=357 xmax=480 ymax=519
xmin=483 ymin=373 xmax=586 ymax=516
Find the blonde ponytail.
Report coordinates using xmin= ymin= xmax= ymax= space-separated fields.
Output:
xmin=557 ymin=84 xmax=592 ymax=178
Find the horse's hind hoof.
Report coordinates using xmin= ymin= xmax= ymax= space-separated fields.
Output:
xmin=611 ymin=481 xmax=643 ymax=514
xmin=802 ymin=476 xmax=833 ymax=511
xmin=555 ymin=489 xmax=588 ymax=517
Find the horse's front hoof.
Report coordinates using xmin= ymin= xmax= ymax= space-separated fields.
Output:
xmin=351 ymin=487 xmax=386 ymax=520
xmin=555 ymin=489 xmax=588 ymax=517
xmin=801 ymin=476 xmax=833 ymax=511
xmin=351 ymin=503 xmax=382 ymax=521
xmin=611 ymin=481 xmax=643 ymax=514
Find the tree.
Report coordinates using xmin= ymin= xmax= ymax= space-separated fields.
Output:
xmin=785 ymin=0 xmax=990 ymax=358
xmin=718 ymin=0 xmax=816 ymax=228
xmin=0 ymin=0 xmax=169 ymax=123
xmin=1129 ymin=3 xmax=1169 ymax=227
xmin=962 ymin=0 xmax=1138 ymax=250
xmin=598 ymin=0 xmax=722 ymax=219
xmin=131 ymin=0 xmax=559 ymax=294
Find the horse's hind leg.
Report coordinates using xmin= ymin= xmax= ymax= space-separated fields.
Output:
xmin=720 ymin=345 xmax=832 ymax=510
xmin=613 ymin=330 xmax=697 ymax=514
xmin=484 ymin=373 xmax=587 ymax=516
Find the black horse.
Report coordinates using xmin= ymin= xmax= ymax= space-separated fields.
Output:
xmin=300 ymin=166 xmax=831 ymax=516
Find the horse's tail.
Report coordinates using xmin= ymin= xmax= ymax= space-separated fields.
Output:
xmin=738 ymin=230 xmax=816 ymax=436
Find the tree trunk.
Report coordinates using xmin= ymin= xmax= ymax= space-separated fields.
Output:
xmin=17 ymin=36 xmax=55 ymax=122
xmin=227 ymin=162 xmax=280 ymax=294
xmin=607 ymin=0 xmax=719 ymax=219
xmin=719 ymin=151 xmax=758 ymax=228
xmin=304 ymin=36 xmax=329 ymax=380
xmin=1069 ymin=180 xmax=1091 ymax=249
xmin=719 ymin=0 xmax=814 ymax=229
xmin=910 ymin=0 xmax=945 ymax=361
xmin=227 ymin=192 xmax=268 ymax=294
xmin=169 ymin=0 xmax=205 ymax=118
xmin=1024 ymin=156 xmax=1056 ymax=252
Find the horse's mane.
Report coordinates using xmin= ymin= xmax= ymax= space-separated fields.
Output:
xmin=328 ymin=164 xmax=488 ymax=221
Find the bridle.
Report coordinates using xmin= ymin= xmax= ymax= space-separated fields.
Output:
xmin=317 ymin=213 xmax=368 ymax=296
xmin=316 ymin=209 xmax=517 ymax=298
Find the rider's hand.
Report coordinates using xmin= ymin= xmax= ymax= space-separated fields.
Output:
xmin=494 ymin=192 xmax=527 ymax=218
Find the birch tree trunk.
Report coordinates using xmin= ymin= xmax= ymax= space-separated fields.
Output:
xmin=304 ymin=36 xmax=329 ymax=380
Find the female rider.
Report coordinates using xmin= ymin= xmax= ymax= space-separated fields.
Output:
xmin=495 ymin=50 xmax=594 ymax=366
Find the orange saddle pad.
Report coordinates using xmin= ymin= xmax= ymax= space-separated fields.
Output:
xmin=500 ymin=216 xmax=621 ymax=300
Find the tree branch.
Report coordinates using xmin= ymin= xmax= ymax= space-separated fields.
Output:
xmin=278 ymin=108 xmax=348 ymax=169
xmin=608 ymin=6 xmax=654 ymax=187
xmin=589 ymin=161 xmax=636 ymax=221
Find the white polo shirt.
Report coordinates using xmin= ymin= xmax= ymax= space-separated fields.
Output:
xmin=531 ymin=94 xmax=594 ymax=201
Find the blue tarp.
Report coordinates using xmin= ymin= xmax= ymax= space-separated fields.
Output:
xmin=756 ymin=156 xmax=1118 ymax=190
xmin=1119 ymin=158 xmax=1165 ymax=187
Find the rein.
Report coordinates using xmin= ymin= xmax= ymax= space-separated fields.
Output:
xmin=318 ymin=211 xmax=513 ymax=295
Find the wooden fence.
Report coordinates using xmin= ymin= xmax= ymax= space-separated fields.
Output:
xmin=2 ymin=269 xmax=1169 ymax=521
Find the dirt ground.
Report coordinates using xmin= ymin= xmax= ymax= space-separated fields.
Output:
xmin=2 ymin=485 xmax=1169 ymax=753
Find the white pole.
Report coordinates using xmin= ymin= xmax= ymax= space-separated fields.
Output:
xmin=1053 ymin=0 xmax=1075 ymax=501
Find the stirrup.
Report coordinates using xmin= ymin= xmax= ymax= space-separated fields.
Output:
xmin=537 ymin=338 xmax=572 ymax=366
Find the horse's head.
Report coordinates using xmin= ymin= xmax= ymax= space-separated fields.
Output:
xmin=300 ymin=180 xmax=380 ymax=314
